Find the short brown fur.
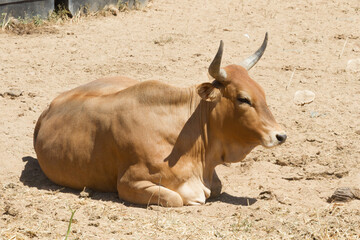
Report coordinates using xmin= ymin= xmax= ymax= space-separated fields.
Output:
xmin=34 ymin=48 xmax=285 ymax=207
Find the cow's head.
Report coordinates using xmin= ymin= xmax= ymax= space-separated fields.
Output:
xmin=198 ymin=33 xmax=286 ymax=155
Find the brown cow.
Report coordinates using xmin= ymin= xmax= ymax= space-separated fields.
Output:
xmin=34 ymin=33 xmax=286 ymax=207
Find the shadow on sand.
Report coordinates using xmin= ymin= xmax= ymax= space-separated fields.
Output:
xmin=20 ymin=156 xmax=257 ymax=207
xmin=208 ymin=192 xmax=257 ymax=206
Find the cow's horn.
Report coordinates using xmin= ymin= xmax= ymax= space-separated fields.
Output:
xmin=209 ymin=40 xmax=227 ymax=80
xmin=239 ymin=32 xmax=268 ymax=71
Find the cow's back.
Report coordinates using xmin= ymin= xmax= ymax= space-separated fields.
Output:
xmin=34 ymin=76 xmax=139 ymax=192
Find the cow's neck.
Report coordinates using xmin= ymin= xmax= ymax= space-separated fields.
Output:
xmin=162 ymin=86 xmax=216 ymax=187
xmin=177 ymin=86 xmax=222 ymax=188
xmin=166 ymin=86 xmax=255 ymax=189
xmin=195 ymin=99 xmax=220 ymax=188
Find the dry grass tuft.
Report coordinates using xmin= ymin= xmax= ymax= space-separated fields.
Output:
xmin=2 ymin=17 xmax=59 ymax=35
xmin=298 ymin=204 xmax=358 ymax=240
xmin=0 ymin=2 xmax=135 ymax=35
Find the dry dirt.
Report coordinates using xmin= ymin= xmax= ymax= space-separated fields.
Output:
xmin=1 ymin=0 xmax=360 ymax=239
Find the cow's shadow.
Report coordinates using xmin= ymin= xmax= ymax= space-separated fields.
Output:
xmin=20 ymin=156 xmax=257 ymax=207
xmin=20 ymin=156 xmax=57 ymax=190
xmin=208 ymin=192 xmax=257 ymax=206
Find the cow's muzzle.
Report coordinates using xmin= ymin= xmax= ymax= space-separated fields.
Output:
xmin=261 ymin=131 xmax=287 ymax=148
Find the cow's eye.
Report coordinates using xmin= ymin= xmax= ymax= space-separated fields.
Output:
xmin=237 ymin=97 xmax=252 ymax=106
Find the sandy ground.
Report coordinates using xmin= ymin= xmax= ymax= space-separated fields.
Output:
xmin=1 ymin=0 xmax=360 ymax=239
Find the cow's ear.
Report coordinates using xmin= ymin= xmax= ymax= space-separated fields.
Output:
xmin=197 ymin=83 xmax=221 ymax=102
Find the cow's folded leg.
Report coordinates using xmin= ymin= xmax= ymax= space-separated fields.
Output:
xmin=117 ymin=180 xmax=184 ymax=207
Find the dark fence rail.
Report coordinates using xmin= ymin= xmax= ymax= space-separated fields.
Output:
xmin=0 ymin=0 xmax=147 ymax=19
xmin=0 ymin=0 xmax=53 ymax=18
xmin=0 ymin=0 xmax=46 ymax=7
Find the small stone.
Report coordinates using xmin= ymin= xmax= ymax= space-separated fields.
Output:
xmin=108 ymin=215 xmax=119 ymax=221
xmin=310 ymin=111 xmax=320 ymax=118
xmin=79 ymin=187 xmax=92 ymax=198
xmin=258 ymin=191 xmax=273 ymax=200
xmin=109 ymin=6 xmax=120 ymax=15
xmin=274 ymin=193 xmax=291 ymax=205
xmin=275 ymin=159 xmax=288 ymax=166
xmin=352 ymin=188 xmax=360 ymax=199
xmin=3 ymin=205 xmax=18 ymax=217
xmin=328 ymin=187 xmax=360 ymax=203
xmin=282 ymin=174 xmax=304 ymax=181
xmin=346 ymin=58 xmax=360 ymax=73
xmin=294 ymin=90 xmax=315 ymax=105
xmin=69 ymin=47 xmax=77 ymax=53
xmin=4 ymin=183 xmax=16 ymax=189
xmin=2 ymin=88 xmax=23 ymax=98
xmin=88 ymin=222 xmax=100 ymax=227
xmin=104 ymin=5 xmax=120 ymax=15
xmin=25 ymin=230 xmax=37 ymax=238
xmin=80 ymin=191 xmax=89 ymax=198
xmin=28 ymin=92 xmax=36 ymax=98
xmin=334 ymin=170 xmax=349 ymax=178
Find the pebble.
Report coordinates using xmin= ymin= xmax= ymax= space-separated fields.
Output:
xmin=328 ymin=187 xmax=360 ymax=202
xmin=294 ymin=90 xmax=315 ymax=105
xmin=3 ymin=204 xmax=18 ymax=217
xmin=258 ymin=190 xmax=273 ymax=200
xmin=1 ymin=88 xmax=23 ymax=98
xmin=346 ymin=58 xmax=360 ymax=73
xmin=79 ymin=187 xmax=92 ymax=198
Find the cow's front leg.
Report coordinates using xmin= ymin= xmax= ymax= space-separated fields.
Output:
xmin=210 ymin=170 xmax=222 ymax=198
xmin=175 ymin=176 xmax=211 ymax=205
xmin=117 ymin=179 xmax=184 ymax=207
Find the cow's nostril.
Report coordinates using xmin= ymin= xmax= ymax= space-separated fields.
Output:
xmin=276 ymin=134 xmax=287 ymax=143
